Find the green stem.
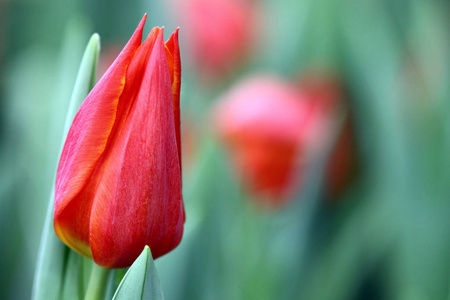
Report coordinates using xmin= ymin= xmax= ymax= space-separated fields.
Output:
xmin=84 ymin=263 xmax=111 ymax=300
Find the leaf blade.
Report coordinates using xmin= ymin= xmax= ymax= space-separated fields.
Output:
xmin=113 ymin=246 xmax=164 ymax=300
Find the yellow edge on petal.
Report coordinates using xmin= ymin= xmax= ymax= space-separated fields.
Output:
xmin=54 ymin=223 xmax=93 ymax=259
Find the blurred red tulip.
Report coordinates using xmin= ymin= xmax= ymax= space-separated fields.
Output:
xmin=53 ymin=15 xmax=185 ymax=268
xmin=214 ymin=75 xmax=307 ymax=205
xmin=214 ymin=73 xmax=356 ymax=206
xmin=173 ymin=0 xmax=259 ymax=79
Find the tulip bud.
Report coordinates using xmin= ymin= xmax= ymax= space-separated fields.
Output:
xmin=172 ymin=0 xmax=260 ymax=79
xmin=53 ymin=15 xmax=185 ymax=268
xmin=214 ymin=75 xmax=307 ymax=205
xmin=214 ymin=73 xmax=356 ymax=207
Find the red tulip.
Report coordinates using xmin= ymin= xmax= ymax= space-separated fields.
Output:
xmin=214 ymin=73 xmax=356 ymax=206
xmin=173 ymin=0 xmax=259 ymax=79
xmin=53 ymin=15 xmax=184 ymax=268
xmin=214 ymin=75 xmax=307 ymax=205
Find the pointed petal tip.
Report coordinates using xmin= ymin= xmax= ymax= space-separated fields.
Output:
xmin=172 ymin=28 xmax=179 ymax=39
xmin=166 ymin=27 xmax=180 ymax=45
xmin=155 ymin=28 xmax=165 ymax=43
xmin=135 ymin=13 xmax=148 ymax=34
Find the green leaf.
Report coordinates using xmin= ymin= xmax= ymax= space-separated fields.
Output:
xmin=31 ymin=32 xmax=100 ymax=300
xmin=113 ymin=246 xmax=164 ymax=300
xmin=62 ymin=32 xmax=100 ymax=139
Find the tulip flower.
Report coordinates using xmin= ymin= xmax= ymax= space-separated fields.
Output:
xmin=214 ymin=75 xmax=307 ymax=204
xmin=214 ymin=73 xmax=356 ymax=206
xmin=53 ymin=15 xmax=185 ymax=268
xmin=172 ymin=0 xmax=260 ymax=79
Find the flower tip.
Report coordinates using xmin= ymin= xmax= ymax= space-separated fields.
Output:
xmin=166 ymin=28 xmax=179 ymax=45
xmin=156 ymin=27 xmax=165 ymax=41
xmin=137 ymin=13 xmax=148 ymax=29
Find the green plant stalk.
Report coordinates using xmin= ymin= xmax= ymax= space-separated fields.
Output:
xmin=84 ymin=264 xmax=111 ymax=300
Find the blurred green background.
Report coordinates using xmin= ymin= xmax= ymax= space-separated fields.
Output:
xmin=2 ymin=0 xmax=450 ymax=299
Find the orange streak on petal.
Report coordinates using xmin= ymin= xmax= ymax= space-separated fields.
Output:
xmin=165 ymin=29 xmax=181 ymax=172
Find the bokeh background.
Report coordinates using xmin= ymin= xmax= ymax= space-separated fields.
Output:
xmin=2 ymin=0 xmax=450 ymax=299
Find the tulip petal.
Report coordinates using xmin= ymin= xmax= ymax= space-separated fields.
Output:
xmin=165 ymin=29 xmax=182 ymax=171
xmin=89 ymin=30 xmax=184 ymax=268
xmin=54 ymin=15 xmax=147 ymax=256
